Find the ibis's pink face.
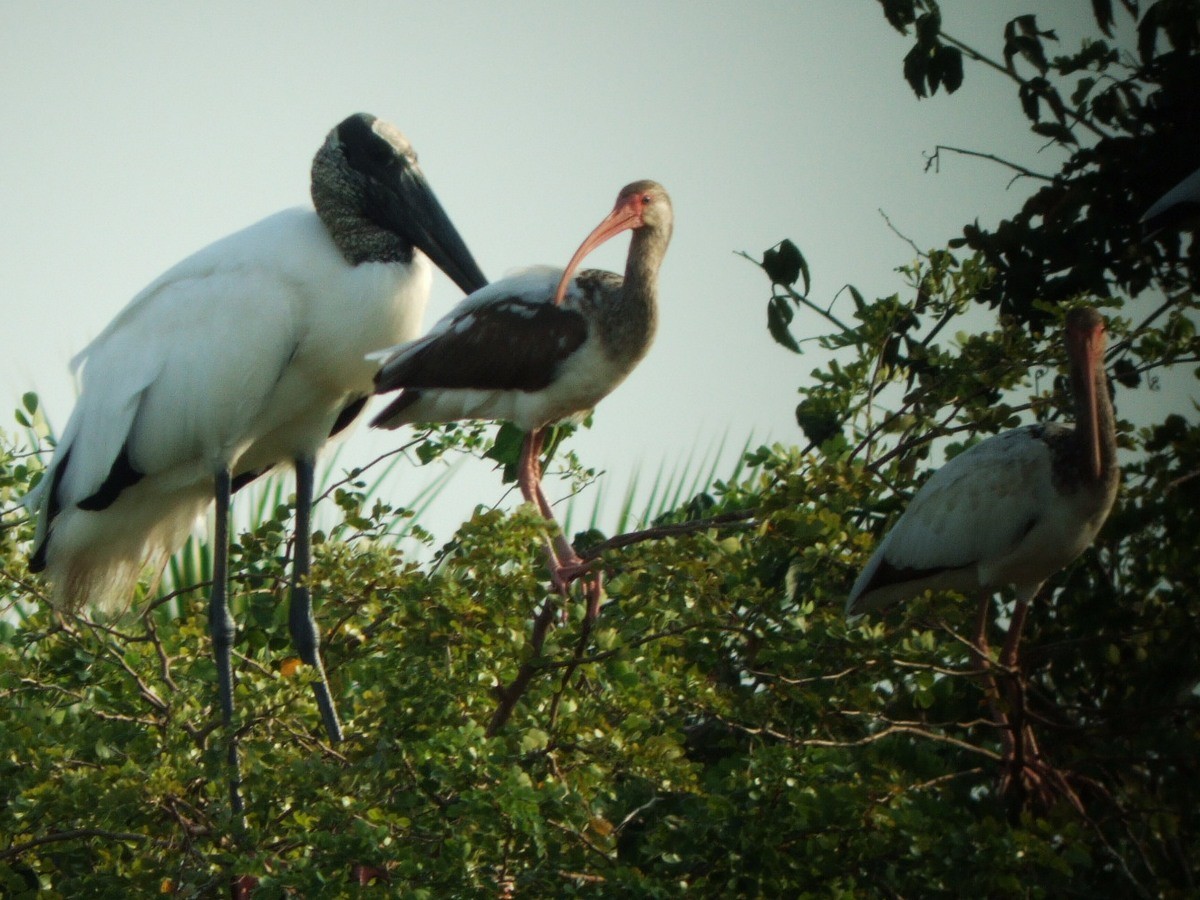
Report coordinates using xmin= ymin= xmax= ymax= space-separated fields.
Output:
xmin=553 ymin=188 xmax=652 ymax=305
xmin=1066 ymin=312 xmax=1107 ymax=480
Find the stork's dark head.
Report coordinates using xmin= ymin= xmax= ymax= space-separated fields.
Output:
xmin=312 ymin=113 xmax=487 ymax=295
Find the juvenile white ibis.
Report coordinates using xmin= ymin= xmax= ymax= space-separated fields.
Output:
xmin=846 ymin=307 xmax=1118 ymax=805
xmin=1142 ymin=165 xmax=1200 ymax=234
xmin=847 ymin=308 xmax=1117 ymax=618
xmin=25 ymin=113 xmax=487 ymax=810
xmin=372 ymin=180 xmax=673 ymax=604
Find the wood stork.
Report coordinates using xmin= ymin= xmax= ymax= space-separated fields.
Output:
xmin=1142 ymin=165 xmax=1200 ymax=234
xmin=846 ymin=307 xmax=1118 ymax=805
xmin=25 ymin=113 xmax=487 ymax=811
xmin=371 ymin=180 xmax=672 ymax=609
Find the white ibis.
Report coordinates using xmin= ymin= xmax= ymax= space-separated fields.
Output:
xmin=1142 ymin=165 xmax=1200 ymax=234
xmin=846 ymin=307 xmax=1118 ymax=805
xmin=25 ymin=113 xmax=487 ymax=811
xmin=372 ymin=180 xmax=673 ymax=605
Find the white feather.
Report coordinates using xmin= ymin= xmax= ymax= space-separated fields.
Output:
xmin=847 ymin=424 xmax=1109 ymax=615
xmin=31 ymin=207 xmax=430 ymax=612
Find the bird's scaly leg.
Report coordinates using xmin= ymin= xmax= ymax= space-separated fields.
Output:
xmin=289 ymin=456 xmax=344 ymax=743
xmin=518 ymin=430 xmax=602 ymax=614
xmin=209 ymin=468 xmax=244 ymax=816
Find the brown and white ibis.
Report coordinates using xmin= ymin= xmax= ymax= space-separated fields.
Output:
xmin=372 ymin=180 xmax=673 ymax=604
xmin=25 ymin=113 xmax=487 ymax=811
xmin=846 ymin=307 xmax=1118 ymax=806
xmin=1142 ymin=164 xmax=1200 ymax=235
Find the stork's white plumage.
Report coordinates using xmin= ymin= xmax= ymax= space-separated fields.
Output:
xmin=1142 ymin=165 xmax=1200 ymax=234
xmin=372 ymin=180 xmax=673 ymax=604
xmin=847 ymin=307 xmax=1118 ymax=618
xmin=25 ymin=113 xmax=487 ymax=809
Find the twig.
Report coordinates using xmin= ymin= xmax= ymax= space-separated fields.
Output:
xmin=879 ymin=210 xmax=925 ymax=259
xmin=715 ymin=714 xmax=1003 ymax=761
xmin=936 ymin=32 xmax=1110 ymax=142
xmin=733 ymin=250 xmax=851 ymax=332
xmin=924 ymin=145 xmax=1054 ymax=184
xmin=577 ymin=510 xmax=757 ymax=562
xmin=487 ymin=598 xmax=559 ymax=736
xmin=0 ymin=828 xmax=152 ymax=862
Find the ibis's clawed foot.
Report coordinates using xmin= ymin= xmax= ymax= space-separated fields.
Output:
xmin=971 ymin=593 xmax=1086 ymax=816
xmin=998 ymin=728 xmax=1086 ymax=817
xmin=542 ymin=540 xmax=604 ymax=620
xmin=552 ymin=557 xmax=600 ymax=589
xmin=552 ymin=559 xmax=604 ymax=621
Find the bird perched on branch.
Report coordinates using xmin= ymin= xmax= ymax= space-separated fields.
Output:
xmin=847 ymin=307 xmax=1118 ymax=809
xmin=372 ymin=180 xmax=673 ymax=611
xmin=26 ymin=113 xmax=487 ymax=812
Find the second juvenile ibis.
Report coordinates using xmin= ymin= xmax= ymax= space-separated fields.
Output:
xmin=846 ymin=307 xmax=1118 ymax=805
xmin=372 ymin=180 xmax=673 ymax=601
xmin=847 ymin=308 xmax=1118 ymax=620
xmin=25 ymin=113 xmax=487 ymax=810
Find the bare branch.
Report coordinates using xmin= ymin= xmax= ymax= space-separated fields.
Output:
xmin=0 ymin=828 xmax=154 ymax=862
xmin=924 ymin=145 xmax=1054 ymax=184
xmin=578 ymin=510 xmax=757 ymax=562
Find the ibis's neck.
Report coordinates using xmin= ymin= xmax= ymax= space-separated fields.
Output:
xmin=596 ymin=224 xmax=669 ymax=363
xmin=311 ymin=152 xmax=412 ymax=267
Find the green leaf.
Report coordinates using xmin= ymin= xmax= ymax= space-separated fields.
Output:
xmin=879 ymin=0 xmax=917 ymax=33
xmin=1071 ymin=76 xmax=1096 ymax=106
xmin=1112 ymin=358 xmax=1140 ymax=388
xmin=484 ymin=422 xmax=528 ymax=483
xmin=1031 ymin=121 xmax=1077 ymax=144
xmin=768 ymin=295 xmax=801 ymax=354
xmin=519 ymin=728 xmax=549 ymax=753
xmin=762 ymin=239 xmax=808 ymax=291
xmin=936 ymin=45 xmax=963 ymax=93
xmin=903 ymin=43 xmax=930 ymax=97
xmin=795 ymin=397 xmax=841 ymax=446
xmin=849 ymin=285 xmax=866 ymax=314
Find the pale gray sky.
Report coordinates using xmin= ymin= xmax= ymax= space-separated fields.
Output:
xmin=0 ymin=2 xmax=1125 ymax=544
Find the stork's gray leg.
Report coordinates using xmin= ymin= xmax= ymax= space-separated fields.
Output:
xmin=289 ymin=456 xmax=344 ymax=743
xmin=209 ymin=468 xmax=244 ymax=815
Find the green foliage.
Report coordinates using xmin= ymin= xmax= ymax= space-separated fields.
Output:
xmin=2 ymin=4 xmax=1199 ymax=896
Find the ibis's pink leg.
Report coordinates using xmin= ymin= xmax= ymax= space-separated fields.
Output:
xmin=517 ymin=430 xmax=601 ymax=609
xmin=1000 ymin=592 xmax=1032 ymax=672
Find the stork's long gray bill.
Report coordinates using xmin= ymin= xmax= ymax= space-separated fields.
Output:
xmin=388 ymin=166 xmax=488 ymax=295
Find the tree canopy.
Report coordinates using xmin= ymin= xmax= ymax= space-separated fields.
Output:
xmin=2 ymin=2 xmax=1198 ymax=896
